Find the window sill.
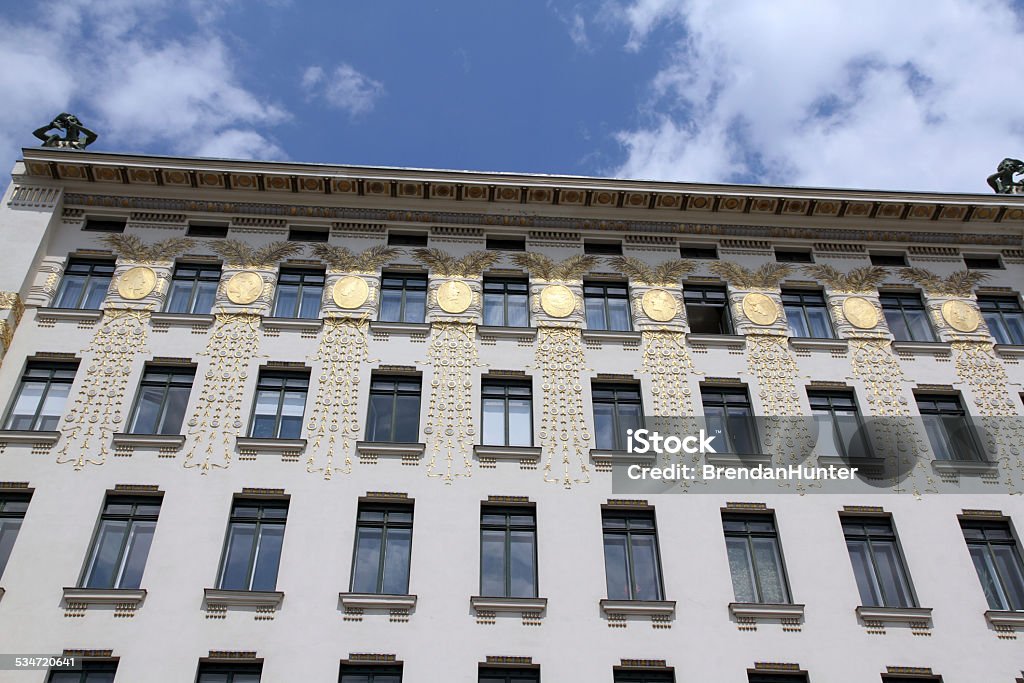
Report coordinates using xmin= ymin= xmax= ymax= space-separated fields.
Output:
xmin=995 ymin=344 xmax=1024 ymax=358
xmin=203 ymin=588 xmax=284 ymax=619
xmin=705 ymin=452 xmax=772 ymax=467
xmin=149 ymin=312 xmax=214 ymax=328
xmin=369 ymin=321 xmax=430 ymax=335
xmin=686 ymin=333 xmax=746 ymax=350
xmin=474 ymin=445 xmax=541 ymax=463
xmin=111 ymin=433 xmax=185 ymax=452
xmin=599 ymin=599 xmax=675 ymax=618
xmin=582 ymin=329 xmax=642 ymax=344
xmin=339 ymin=592 xmax=417 ymax=611
xmin=891 ymin=340 xmax=951 ymax=355
xmin=856 ymin=605 xmax=932 ymax=626
xmin=589 ymin=449 xmax=656 ymax=467
xmin=262 ymin=317 xmax=323 ymax=332
xmin=0 ymin=430 xmax=61 ymax=446
xmin=355 ymin=441 xmax=426 ymax=460
xmin=471 ymin=596 xmax=548 ymax=613
xmin=930 ymin=459 xmax=997 ymax=476
xmin=62 ymin=587 xmax=147 ymax=617
xmin=789 ymin=337 xmax=848 ymax=352
xmin=235 ymin=437 xmax=307 ymax=456
xmin=478 ymin=325 xmax=537 ymax=340
xmin=729 ymin=602 xmax=805 ymax=620
xmin=985 ymin=609 xmax=1024 ymax=628
xmin=36 ymin=307 xmax=104 ymax=323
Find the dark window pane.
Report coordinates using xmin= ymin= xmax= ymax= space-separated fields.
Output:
xmin=84 ymin=520 xmax=128 ymax=588
xmin=603 ymin=533 xmax=630 ymax=599
xmin=352 ymin=526 xmax=384 ymax=593
xmin=381 ymin=527 xmax=411 ymax=594
xmin=220 ymin=523 xmax=257 ymax=590
xmin=118 ymin=521 xmax=156 ymax=588
xmin=251 ymin=524 xmax=284 ymax=590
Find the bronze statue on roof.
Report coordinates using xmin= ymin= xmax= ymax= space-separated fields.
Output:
xmin=33 ymin=113 xmax=98 ymax=150
xmin=987 ymin=158 xmax=1024 ymax=194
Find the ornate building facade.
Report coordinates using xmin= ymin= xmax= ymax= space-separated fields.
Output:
xmin=1 ymin=148 xmax=1024 ymax=681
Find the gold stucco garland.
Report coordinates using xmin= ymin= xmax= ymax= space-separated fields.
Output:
xmin=424 ymin=322 xmax=480 ymax=483
xmin=535 ymin=326 xmax=592 ymax=488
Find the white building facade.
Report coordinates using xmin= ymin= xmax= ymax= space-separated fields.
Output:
xmin=0 ymin=148 xmax=1023 ymax=682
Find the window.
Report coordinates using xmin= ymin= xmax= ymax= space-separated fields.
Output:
xmin=807 ymin=390 xmax=871 ymax=459
xmin=916 ymin=394 xmax=984 ymax=461
xmin=592 ymin=383 xmax=643 ymax=451
xmin=881 ymin=677 xmax=941 ymax=683
xmin=340 ymin=665 xmax=403 ymax=683
xmin=747 ymin=674 xmax=808 ymax=683
xmin=775 ymin=248 xmax=813 ymax=263
xmin=250 ymin=371 xmax=308 ymax=439
xmin=272 ymin=269 xmax=324 ymax=319
xmin=47 ymin=662 xmax=118 ymax=683
xmin=187 ymin=222 xmax=229 ymax=238
xmin=978 ymin=295 xmax=1024 ymax=345
xmin=684 ymin=285 xmax=732 ymax=334
xmin=483 ymin=278 xmax=530 ymax=327
xmin=701 ymin=387 xmax=759 ymax=455
xmin=602 ymin=508 xmax=664 ymax=601
xmin=584 ymin=240 xmax=623 ymax=255
xmin=4 ymin=361 xmax=77 ymax=431
xmin=81 ymin=496 xmax=160 ymax=589
xmin=54 ymin=259 xmax=114 ymax=309
xmin=165 ymin=263 xmax=221 ymax=314
xmin=379 ymin=273 xmax=427 ymax=323
xmin=880 ymin=292 xmax=935 ymax=342
xmin=614 ymin=672 xmax=674 ymax=683
xmin=0 ymin=493 xmax=30 ymax=578
xmin=723 ymin=514 xmax=791 ymax=604
xmin=870 ymin=252 xmax=907 ymax=267
xmin=351 ymin=503 xmax=413 ymax=594
xmin=480 ymin=506 xmax=537 ymax=598
xmin=387 ymin=232 xmax=428 ymax=247
xmin=680 ymin=245 xmax=717 ymax=260
xmin=842 ymin=517 xmax=915 ymax=608
xmin=486 ymin=236 xmax=526 ymax=251
xmin=481 ymin=379 xmax=533 ymax=447
xmin=366 ymin=376 xmax=421 ymax=442
xmin=584 ymin=281 xmax=632 ymax=331
xmin=82 ymin=218 xmax=126 ymax=233
xmin=961 ymin=519 xmax=1024 ymax=611
xmin=782 ymin=290 xmax=833 ymax=338
xmin=480 ymin=668 xmax=539 ymax=683
xmin=196 ymin=662 xmax=262 ymax=682
xmin=218 ymin=498 xmax=287 ymax=591
xmin=964 ymin=254 xmax=1003 ymax=270
xmin=128 ymin=366 xmax=194 ymax=435
xmin=288 ymin=226 xmax=328 ymax=242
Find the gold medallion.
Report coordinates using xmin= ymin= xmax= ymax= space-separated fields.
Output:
xmin=941 ymin=299 xmax=980 ymax=333
xmin=117 ymin=266 xmax=157 ymax=300
xmin=436 ymin=280 xmax=472 ymax=314
xmin=641 ymin=288 xmax=677 ymax=322
xmin=741 ymin=292 xmax=778 ymax=325
xmin=333 ymin=276 xmax=369 ymax=309
xmin=225 ymin=271 xmax=264 ymax=305
xmin=540 ymin=284 xmax=575 ymax=318
xmin=842 ymin=296 xmax=878 ymax=329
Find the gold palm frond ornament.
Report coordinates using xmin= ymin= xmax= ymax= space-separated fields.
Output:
xmin=899 ymin=268 xmax=989 ymax=297
xmin=709 ymin=261 xmax=793 ymax=289
xmin=511 ymin=253 xmax=598 ymax=281
xmin=604 ymin=256 xmax=695 ymax=286
xmin=312 ymin=244 xmax=401 ymax=273
xmin=802 ymin=264 xmax=890 ymax=293
xmin=210 ymin=240 xmax=304 ymax=268
xmin=411 ymin=248 xmax=499 ymax=278
xmin=100 ymin=234 xmax=195 ymax=263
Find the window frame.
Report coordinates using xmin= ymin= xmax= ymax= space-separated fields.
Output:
xmin=0 ymin=492 xmax=31 ymax=579
xmin=272 ymin=268 xmax=325 ymax=319
xmin=248 ymin=370 xmax=309 ymax=440
xmin=46 ymin=660 xmax=119 ymax=682
xmin=164 ymin=262 xmax=222 ymax=315
xmin=481 ymin=379 xmax=533 ymax=447
xmin=613 ymin=671 xmax=676 ymax=683
xmin=584 ymin=280 xmax=633 ymax=331
xmin=601 ymin=508 xmax=665 ymax=601
xmin=365 ymin=375 xmax=422 ymax=443
xmin=378 ymin=272 xmax=428 ymax=324
xmin=774 ymin=248 xmax=814 ymax=263
xmin=216 ymin=498 xmax=288 ymax=592
xmin=479 ymin=505 xmax=538 ymax=598
xmin=879 ymin=291 xmax=936 ymax=342
xmin=349 ymin=503 xmax=415 ymax=595
xmin=680 ymin=245 xmax=718 ymax=260
xmin=961 ymin=518 xmax=1024 ymax=612
xmin=482 ymin=277 xmax=530 ymax=327
xmin=583 ymin=240 xmax=623 ymax=256
xmin=592 ymin=382 xmax=644 ymax=451
xmin=807 ymin=389 xmax=872 ymax=459
xmin=127 ymin=365 xmax=195 ymax=435
xmin=841 ymin=515 xmax=917 ymax=608
xmin=80 ymin=495 xmax=161 ymax=590
xmin=869 ymin=252 xmax=907 ymax=267
xmin=700 ymin=386 xmax=760 ymax=455
xmin=339 ymin=664 xmax=404 ymax=682
xmin=781 ymin=289 xmax=834 ymax=339
xmin=915 ymin=393 xmax=985 ymax=462
xmin=978 ymin=294 xmax=1024 ymax=346
xmin=722 ymin=513 xmax=793 ymax=605
xmin=683 ymin=284 xmax=733 ymax=334
xmin=195 ymin=662 xmax=263 ymax=683
xmin=53 ymin=258 xmax=115 ymax=310
xmin=3 ymin=361 xmax=78 ymax=432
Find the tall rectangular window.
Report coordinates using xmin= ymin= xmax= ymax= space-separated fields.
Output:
xmin=481 ymin=379 xmax=532 ymax=447
xmin=196 ymin=662 xmax=262 ymax=682
xmin=250 ymin=371 xmax=308 ymax=439
xmin=915 ymin=394 xmax=983 ymax=461
xmin=379 ymin=273 xmax=427 ymax=323
xmin=842 ymin=517 xmax=915 ymax=608
xmin=584 ymin=281 xmax=632 ymax=331
xmin=602 ymin=509 xmax=664 ymax=601
xmin=0 ymin=493 xmax=30 ymax=579
xmin=614 ymin=671 xmax=675 ymax=683
xmin=273 ymin=269 xmax=324 ymax=319
xmin=880 ymin=292 xmax=935 ymax=342
xmin=480 ymin=506 xmax=537 ymax=598
xmin=592 ymin=383 xmax=643 ymax=451
xmin=782 ymin=289 xmax=833 ymax=338
xmin=47 ymin=662 xmax=118 ymax=683
xmin=164 ymin=263 xmax=221 ymax=314
xmin=54 ymin=259 xmax=114 ymax=309
xmin=807 ymin=390 xmax=871 ymax=459
xmin=978 ymin=295 xmax=1024 ymax=345
xmin=482 ymin=278 xmax=529 ymax=327
xmin=961 ymin=519 xmax=1024 ymax=611
xmin=684 ymin=285 xmax=732 ymax=334
xmin=350 ymin=503 xmax=413 ymax=595
xmin=701 ymin=387 xmax=759 ymax=455
xmin=340 ymin=665 xmax=403 ymax=683
xmin=366 ymin=376 xmax=421 ymax=443
xmin=748 ymin=674 xmax=808 ymax=683
xmin=218 ymin=499 xmax=287 ymax=591
xmin=4 ymin=361 xmax=77 ymax=431
xmin=480 ymin=668 xmax=539 ymax=683
xmin=81 ymin=497 xmax=160 ymax=589
xmin=128 ymin=366 xmax=194 ymax=435
xmin=723 ymin=514 xmax=791 ymax=604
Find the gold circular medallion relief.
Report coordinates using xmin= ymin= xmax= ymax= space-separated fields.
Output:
xmin=333 ymin=276 xmax=369 ymax=309
xmin=117 ymin=266 xmax=157 ymax=300
xmin=225 ymin=271 xmax=264 ymax=305
xmin=741 ymin=292 xmax=778 ymax=326
xmin=842 ymin=296 xmax=879 ymax=329
xmin=540 ymin=285 xmax=575 ymax=318
xmin=941 ymin=299 xmax=981 ymax=333
xmin=437 ymin=280 xmax=472 ymax=314
xmin=641 ymin=289 xmax=678 ymax=322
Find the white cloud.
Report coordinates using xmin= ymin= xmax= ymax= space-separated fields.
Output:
xmin=302 ymin=63 xmax=385 ymax=117
xmin=192 ymin=129 xmax=285 ymax=160
xmin=610 ymin=0 xmax=1024 ymax=192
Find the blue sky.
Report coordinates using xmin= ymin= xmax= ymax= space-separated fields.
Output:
xmin=3 ymin=0 xmax=1024 ymax=193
